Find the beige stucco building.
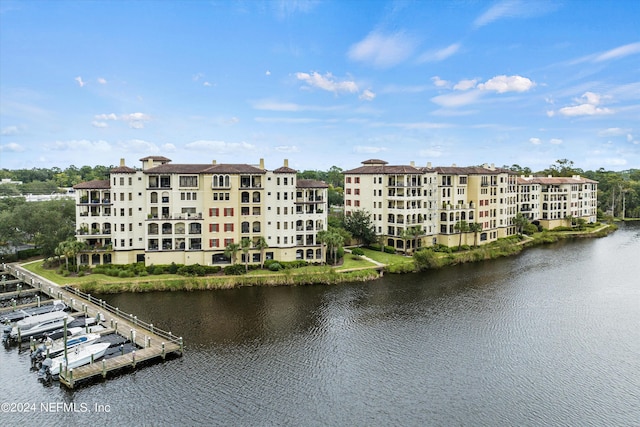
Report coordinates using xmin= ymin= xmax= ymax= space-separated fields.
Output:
xmin=345 ymin=159 xmax=597 ymax=252
xmin=73 ymin=157 xmax=328 ymax=267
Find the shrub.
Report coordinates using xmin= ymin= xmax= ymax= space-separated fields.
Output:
xmin=368 ymin=244 xmax=382 ymax=251
xmin=351 ymin=247 xmax=365 ymax=256
xmin=383 ymin=246 xmax=396 ymax=254
xmin=268 ymin=262 xmax=283 ymax=271
xmin=224 ymin=264 xmax=247 ymax=275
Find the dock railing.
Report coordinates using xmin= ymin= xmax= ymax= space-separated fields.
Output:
xmin=2 ymin=263 xmax=182 ymax=347
xmin=62 ymin=286 xmax=181 ymax=345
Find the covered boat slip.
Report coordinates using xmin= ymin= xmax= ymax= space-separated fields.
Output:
xmin=1 ymin=264 xmax=183 ymax=388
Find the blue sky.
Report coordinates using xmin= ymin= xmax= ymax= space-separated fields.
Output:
xmin=1 ymin=0 xmax=639 ymax=173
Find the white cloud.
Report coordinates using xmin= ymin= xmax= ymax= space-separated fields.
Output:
xmin=92 ymin=121 xmax=108 ymax=128
xmin=453 ymin=79 xmax=478 ymax=91
xmin=556 ymin=92 xmax=613 ymax=117
xmin=295 ymin=72 xmax=358 ymax=94
xmin=477 ymin=75 xmax=535 ymax=93
xmin=431 ymin=90 xmax=483 ymax=108
xmin=1 ymin=125 xmax=20 ymax=135
xmin=418 ymin=43 xmax=461 ymax=62
xmin=265 ymin=70 xmax=271 ymax=76
xmin=431 ymin=76 xmax=451 ymax=88
xmin=121 ymin=112 xmax=152 ymax=128
xmin=0 ymin=142 xmax=25 ymax=152
xmin=473 ymin=0 xmax=559 ymax=28
xmin=529 ymin=137 xmax=542 ymax=145
xmin=275 ymin=145 xmax=300 ymax=153
xmin=75 ymin=76 xmax=86 ymax=87
xmin=359 ymin=89 xmax=376 ymax=101
xmin=95 ymin=113 xmax=118 ymax=121
xmin=122 ymin=139 xmax=158 ymax=152
xmin=47 ymin=139 xmax=111 ymax=152
xmin=594 ymin=42 xmax=640 ymax=62
xmin=161 ymin=143 xmax=177 ymax=152
xmin=353 ymin=146 xmax=388 ymax=154
xmin=185 ymin=140 xmax=257 ymax=154
xmin=203 ymin=81 xmax=212 ymax=87
xmin=97 ymin=77 xmax=107 ymax=84
xmin=627 ymin=134 xmax=634 ymax=142
xmin=348 ymin=31 xmax=416 ymax=68
xmin=550 ymin=138 xmax=563 ymax=145
xmin=598 ymin=127 xmax=630 ymax=137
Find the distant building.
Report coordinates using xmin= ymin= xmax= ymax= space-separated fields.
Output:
xmin=345 ymin=159 xmax=598 ymax=253
xmin=517 ymin=175 xmax=598 ymax=228
xmin=73 ymin=157 xmax=328 ymax=267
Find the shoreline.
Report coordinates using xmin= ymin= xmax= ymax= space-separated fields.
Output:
xmin=19 ymin=224 xmax=618 ymax=294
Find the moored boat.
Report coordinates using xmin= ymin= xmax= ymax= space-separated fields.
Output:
xmin=9 ymin=311 xmax=75 ymax=341
xmin=39 ymin=342 xmax=111 ymax=380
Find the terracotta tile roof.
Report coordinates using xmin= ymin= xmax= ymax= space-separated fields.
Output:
xmin=344 ymin=164 xmax=424 ymax=174
xmin=139 ymin=156 xmax=172 ymax=162
xmin=297 ymin=179 xmax=328 ymax=188
xmin=517 ymin=176 xmax=598 ymax=185
xmin=110 ymin=166 xmax=136 ymax=174
xmin=143 ymin=163 xmax=266 ymax=174
xmin=433 ymin=166 xmax=514 ymax=175
xmin=73 ymin=179 xmax=110 ymax=189
xmin=273 ymin=166 xmax=298 ymax=174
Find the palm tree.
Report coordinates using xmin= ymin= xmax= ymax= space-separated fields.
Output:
xmin=254 ymin=236 xmax=269 ymax=269
xmin=241 ymin=238 xmax=251 ymax=272
xmin=399 ymin=228 xmax=412 ymax=255
xmin=513 ymin=213 xmax=529 ymax=236
xmin=224 ymin=242 xmax=241 ymax=265
xmin=317 ymin=230 xmax=328 ymax=265
xmin=469 ymin=222 xmax=483 ymax=247
xmin=409 ymin=226 xmax=423 ymax=254
xmin=454 ymin=220 xmax=470 ymax=251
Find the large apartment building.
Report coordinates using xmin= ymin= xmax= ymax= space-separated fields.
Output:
xmin=344 ymin=159 xmax=597 ymax=253
xmin=517 ymin=175 xmax=598 ymax=228
xmin=73 ymin=156 xmax=328 ymax=267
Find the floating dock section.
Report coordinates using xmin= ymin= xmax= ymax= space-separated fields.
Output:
xmin=1 ymin=264 xmax=183 ymax=389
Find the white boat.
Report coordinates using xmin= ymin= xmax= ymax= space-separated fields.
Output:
xmin=9 ymin=311 xmax=74 ymax=341
xmin=33 ymin=332 xmax=102 ymax=360
xmin=45 ymin=342 xmax=111 ymax=377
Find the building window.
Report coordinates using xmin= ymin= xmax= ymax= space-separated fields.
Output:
xmin=179 ymin=176 xmax=198 ymax=187
xmin=224 ymin=223 xmax=234 ymax=232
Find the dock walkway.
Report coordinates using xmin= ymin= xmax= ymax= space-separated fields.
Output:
xmin=1 ymin=263 xmax=183 ymax=388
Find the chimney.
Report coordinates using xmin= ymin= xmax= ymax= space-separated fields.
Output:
xmin=120 ymin=158 xmax=125 ymax=167
xmin=490 ymin=163 xmax=495 ymax=170
xmin=212 ymin=160 xmax=217 ymax=165
xmin=410 ymin=161 xmax=415 ymax=167
xmin=259 ymin=158 xmax=265 ymax=170
xmin=427 ymin=162 xmax=432 ymax=168
xmin=452 ymin=163 xmax=457 ymax=167
xmin=284 ymin=159 xmax=289 ymax=168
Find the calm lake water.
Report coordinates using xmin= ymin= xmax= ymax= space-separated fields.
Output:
xmin=2 ymin=223 xmax=639 ymax=426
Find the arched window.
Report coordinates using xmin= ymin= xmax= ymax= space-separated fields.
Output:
xmin=148 ymin=223 xmax=159 ymax=235
xmin=252 ymin=221 xmax=260 ymax=233
xmin=306 ymin=249 xmax=314 ymax=259
xmin=253 ymin=191 xmax=260 ymax=203
xmin=150 ymin=192 xmax=158 ymax=203
xmin=296 ymin=249 xmax=304 ymax=260
xmin=241 ymin=192 xmax=250 ymax=203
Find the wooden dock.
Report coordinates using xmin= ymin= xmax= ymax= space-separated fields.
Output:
xmin=1 ymin=264 xmax=183 ymax=389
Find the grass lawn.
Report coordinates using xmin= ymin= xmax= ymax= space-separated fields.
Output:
xmin=359 ymin=248 xmax=414 ymax=267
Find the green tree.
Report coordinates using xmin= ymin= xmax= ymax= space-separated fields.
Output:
xmin=241 ymin=238 xmax=251 ymax=272
xmin=469 ymin=222 xmax=483 ymax=247
xmin=513 ymin=213 xmax=529 ymax=236
xmin=343 ymin=210 xmax=376 ymax=246
xmin=224 ymin=242 xmax=241 ymax=265
xmin=454 ymin=220 xmax=470 ymax=250
xmin=254 ymin=236 xmax=269 ymax=269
